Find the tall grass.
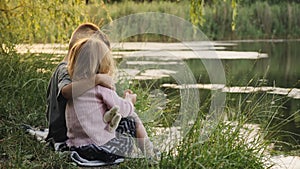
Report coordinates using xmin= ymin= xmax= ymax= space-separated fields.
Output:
xmin=1 ymin=0 xmax=300 ymax=46
xmin=113 ymin=73 xmax=281 ymax=168
xmin=200 ymin=1 xmax=300 ymax=40
xmin=82 ymin=0 xmax=300 ymax=40
xmin=0 ymin=51 xmax=77 ymax=168
xmin=0 ymin=50 xmax=279 ymax=168
xmin=0 ymin=1 xmax=298 ymax=167
xmin=115 ymin=90 xmax=277 ymax=168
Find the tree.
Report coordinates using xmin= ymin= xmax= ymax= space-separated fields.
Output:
xmin=190 ymin=0 xmax=238 ymax=31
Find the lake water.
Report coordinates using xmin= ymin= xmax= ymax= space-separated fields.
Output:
xmin=201 ymin=40 xmax=300 ymax=151
xmin=16 ymin=40 xmax=300 ymax=151
xmin=228 ymin=40 xmax=300 ymax=151
xmin=112 ymin=40 xmax=300 ymax=152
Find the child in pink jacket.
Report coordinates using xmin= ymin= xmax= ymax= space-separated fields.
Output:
xmin=66 ymin=36 xmax=156 ymax=163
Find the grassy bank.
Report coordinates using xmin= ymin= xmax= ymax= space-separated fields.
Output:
xmin=0 ymin=52 xmax=75 ymax=168
xmin=0 ymin=50 xmax=278 ymax=168
xmin=0 ymin=1 xmax=296 ymax=167
xmin=1 ymin=0 xmax=300 ymax=47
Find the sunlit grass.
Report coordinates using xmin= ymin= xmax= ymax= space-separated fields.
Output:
xmin=1 ymin=1 xmax=300 ymax=47
xmin=0 ymin=52 xmax=77 ymax=168
xmin=1 ymin=51 xmax=295 ymax=168
xmin=114 ymin=72 xmax=283 ymax=168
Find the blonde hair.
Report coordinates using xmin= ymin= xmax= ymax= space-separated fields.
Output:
xmin=68 ymin=37 xmax=115 ymax=80
xmin=68 ymin=23 xmax=110 ymax=51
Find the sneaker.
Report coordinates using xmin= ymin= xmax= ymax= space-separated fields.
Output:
xmin=103 ymin=106 xmax=119 ymax=123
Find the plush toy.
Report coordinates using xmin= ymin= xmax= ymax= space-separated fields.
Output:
xmin=103 ymin=106 xmax=122 ymax=132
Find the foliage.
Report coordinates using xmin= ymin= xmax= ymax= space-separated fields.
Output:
xmin=0 ymin=0 xmax=111 ymax=47
xmin=0 ymin=50 xmax=277 ymax=168
xmin=190 ymin=0 xmax=205 ymax=27
xmin=0 ymin=1 xmax=298 ymax=167
xmin=190 ymin=0 xmax=238 ymax=31
xmin=200 ymin=1 xmax=300 ymax=40
xmin=1 ymin=0 xmax=300 ymax=45
xmin=0 ymin=51 xmax=78 ymax=168
xmin=161 ymin=122 xmax=268 ymax=169
xmin=116 ymin=89 xmax=276 ymax=168
xmin=95 ymin=0 xmax=300 ymax=40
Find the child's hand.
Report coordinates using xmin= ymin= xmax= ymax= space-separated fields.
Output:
xmin=123 ymin=89 xmax=133 ymax=97
xmin=124 ymin=89 xmax=137 ymax=104
xmin=96 ymin=74 xmax=115 ymax=90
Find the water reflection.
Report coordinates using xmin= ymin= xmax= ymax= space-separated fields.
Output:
xmin=115 ymin=40 xmax=300 ymax=151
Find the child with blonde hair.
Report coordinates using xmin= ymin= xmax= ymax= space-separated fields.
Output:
xmin=45 ymin=23 xmax=115 ymax=149
xmin=66 ymin=36 xmax=156 ymax=163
